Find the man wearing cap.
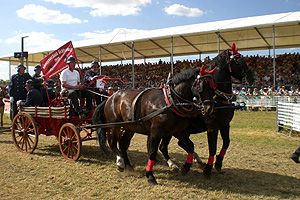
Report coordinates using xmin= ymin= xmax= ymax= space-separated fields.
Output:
xmin=60 ymin=56 xmax=92 ymax=118
xmin=83 ymin=61 xmax=103 ymax=105
xmin=17 ymin=79 xmax=44 ymax=107
xmin=9 ymin=64 xmax=32 ymax=120
xmin=32 ymin=64 xmax=44 ymax=92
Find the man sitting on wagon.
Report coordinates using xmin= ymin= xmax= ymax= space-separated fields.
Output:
xmin=17 ymin=79 xmax=44 ymax=107
xmin=83 ymin=60 xmax=103 ymax=106
xmin=60 ymin=56 xmax=92 ymax=118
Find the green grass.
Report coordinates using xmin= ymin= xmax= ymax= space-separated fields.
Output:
xmin=1 ymin=112 xmax=300 ymax=199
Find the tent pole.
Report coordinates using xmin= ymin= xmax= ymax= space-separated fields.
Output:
xmin=171 ymin=36 xmax=174 ymax=75
xmin=273 ymin=25 xmax=276 ymax=88
xmin=132 ymin=41 xmax=135 ymax=88
xmin=99 ymin=46 xmax=102 ymax=75
xmin=217 ymin=32 xmax=220 ymax=54
xmin=9 ymin=57 xmax=11 ymax=80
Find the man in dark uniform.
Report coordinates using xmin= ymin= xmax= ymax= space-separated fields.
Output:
xmin=83 ymin=61 xmax=103 ymax=105
xmin=32 ymin=64 xmax=44 ymax=92
xmin=9 ymin=64 xmax=32 ymax=120
xmin=17 ymin=79 xmax=44 ymax=107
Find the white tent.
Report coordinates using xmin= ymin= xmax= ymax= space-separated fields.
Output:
xmin=1 ymin=11 xmax=300 ymax=66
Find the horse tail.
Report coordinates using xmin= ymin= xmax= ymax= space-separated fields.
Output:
xmin=92 ymin=99 xmax=109 ymax=155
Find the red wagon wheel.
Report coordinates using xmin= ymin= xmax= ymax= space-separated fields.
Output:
xmin=58 ymin=123 xmax=82 ymax=161
xmin=11 ymin=112 xmax=38 ymax=154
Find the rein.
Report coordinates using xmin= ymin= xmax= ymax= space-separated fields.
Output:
xmin=163 ymin=86 xmax=199 ymax=118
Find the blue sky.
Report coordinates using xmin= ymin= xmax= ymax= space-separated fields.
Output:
xmin=1 ymin=0 xmax=300 ymax=80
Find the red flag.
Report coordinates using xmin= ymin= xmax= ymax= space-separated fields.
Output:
xmin=40 ymin=41 xmax=77 ymax=81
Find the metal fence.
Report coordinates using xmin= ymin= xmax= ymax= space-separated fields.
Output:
xmin=236 ymin=95 xmax=300 ymax=111
xmin=277 ymin=102 xmax=300 ymax=136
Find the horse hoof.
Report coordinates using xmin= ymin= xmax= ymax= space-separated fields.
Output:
xmin=125 ymin=165 xmax=134 ymax=171
xmin=203 ymin=164 xmax=212 ymax=180
xmin=197 ymin=162 xmax=206 ymax=170
xmin=170 ymin=165 xmax=180 ymax=172
xmin=203 ymin=172 xmax=211 ymax=180
xmin=181 ymin=163 xmax=191 ymax=176
xmin=148 ymin=177 xmax=158 ymax=186
xmin=117 ymin=166 xmax=124 ymax=172
xmin=214 ymin=164 xmax=222 ymax=172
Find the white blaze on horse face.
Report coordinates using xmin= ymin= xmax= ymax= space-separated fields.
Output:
xmin=116 ymin=155 xmax=125 ymax=169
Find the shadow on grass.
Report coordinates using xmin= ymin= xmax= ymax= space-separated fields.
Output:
xmin=30 ymin=143 xmax=300 ymax=198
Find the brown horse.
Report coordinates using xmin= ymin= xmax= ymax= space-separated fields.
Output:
xmin=159 ymin=43 xmax=255 ymax=179
xmin=93 ymin=66 xmax=217 ymax=185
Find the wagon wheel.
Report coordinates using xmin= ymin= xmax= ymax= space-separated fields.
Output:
xmin=58 ymin=123 xmax=82 ymax=161
xmin=11 ymin=112 xmax=38 ymax=154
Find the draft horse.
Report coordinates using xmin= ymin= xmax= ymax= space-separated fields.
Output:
xmin=93 ymin=66 xmax=217 ymax=185
xmin=159 ymin=43 xmax=254 ymax=179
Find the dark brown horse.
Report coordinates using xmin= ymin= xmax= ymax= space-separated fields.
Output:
xmin=93 ymin=66 xmax=216 ymax=185
xmin=159 ymin=43 xmax=254 ymax=179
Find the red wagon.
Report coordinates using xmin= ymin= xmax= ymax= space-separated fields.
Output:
xmin=11 ymin=76 xmax=125 ymax=161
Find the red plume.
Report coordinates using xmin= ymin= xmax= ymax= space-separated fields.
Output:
xmin=200 ymin=65 xmax=208 ymax=75
xmin=232 ymin=43 xmax=238 ymax=55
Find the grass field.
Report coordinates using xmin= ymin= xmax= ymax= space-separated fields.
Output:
xmin=0 ymin=111 xmax=300 ymax=199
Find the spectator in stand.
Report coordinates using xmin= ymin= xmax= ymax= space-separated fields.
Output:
xmin=239 ymin=87 xmax=246 ymax=95
xmin=261 ymin=87 xmax=268 ymax=95
xmin=281 ymin=86 xmax=288 ymax=95
xmin=232 ymin=88 xmax=239 ymax=95
xmin=253 ymin=88 xmax=259 ymax=96
xmin=267 ymin=86 xmax=277 ymax=95
xmin=289 ymin=86 xmax=296 ymax=96
xmin=296 ymin=87 xmax=300 ymax=95
xmin=245 ymin=88 xmax=252 ymax=96
xmin=277 ymin=88 xmax=284 ymax=95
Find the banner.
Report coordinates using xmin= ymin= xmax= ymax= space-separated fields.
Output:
xmin=40 ymin=41 xmax=77 ymax=80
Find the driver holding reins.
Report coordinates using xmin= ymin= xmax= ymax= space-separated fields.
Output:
xmin=83 ymin=61 xmax=105 ymax=106
xmin=60 ymin=56 xmax=93 ymax=118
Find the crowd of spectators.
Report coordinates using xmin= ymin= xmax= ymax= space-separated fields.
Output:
xmin=80 ymin=52 xmax=300 ymax=93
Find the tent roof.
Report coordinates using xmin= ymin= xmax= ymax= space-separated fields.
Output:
xmin=1 ymin=11 xmax=300 ymax=66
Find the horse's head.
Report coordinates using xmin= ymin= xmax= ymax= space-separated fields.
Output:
xmin=228 ymin=43 xmax=254 ymax=86
xmin=192 ymin=66 xmax=217 ymax=115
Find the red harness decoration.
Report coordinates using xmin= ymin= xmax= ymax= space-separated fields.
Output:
xmin=163 ymin=86 xmax=184 ymax=117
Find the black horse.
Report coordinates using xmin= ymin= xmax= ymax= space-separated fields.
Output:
xmin=159 ymin=43 xmax=254 ymax=179
xmin=93 ymin=66 xmax=217 ymax=185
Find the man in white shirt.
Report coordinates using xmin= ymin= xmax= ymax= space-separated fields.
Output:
xmin=60 ymin=56 xmax=92 ymax=118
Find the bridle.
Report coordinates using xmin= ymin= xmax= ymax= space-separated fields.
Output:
xmin=164 ymin=69 xmax=217 ymax=117
xmin=228 ymin=52 xmax=251 ymax=86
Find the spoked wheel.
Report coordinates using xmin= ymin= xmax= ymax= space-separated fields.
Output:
xmin=11 ymin=112 xmax=38 ymax=154
xmin=58 ymin=123 xmax=82 ymax=161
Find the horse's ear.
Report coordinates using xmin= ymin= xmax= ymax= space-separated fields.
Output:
xmin=200 ymin=65 xmax=207 ymax=75
xmin=209 ymin=67 xmax=217 ymax=75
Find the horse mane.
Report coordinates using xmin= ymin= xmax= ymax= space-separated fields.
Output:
xmin=208 ymin=49 xmax=230 ymax=71
xmin=172 ymin=67 xmax=200 ymax=85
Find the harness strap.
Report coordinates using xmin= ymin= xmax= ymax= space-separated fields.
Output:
xmin=131 ymin=88 xmax=153 ymax=121
xmin=163 ymin=87 xmax=184 ymax=117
